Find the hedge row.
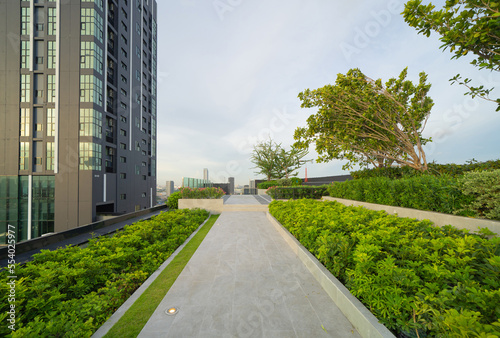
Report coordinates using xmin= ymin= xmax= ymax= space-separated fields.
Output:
xmin=328 ymin=171 xmax=500 ymax=220
xmin=266 ymin=185 xmax=328 ymax=200
xmin=257 ymin=177 xmax=302 ymax=189
xmin=327 ymin=175 xmax=473 ymax=216
xmin=351 ymin=159 xmax=500 ymax=180
xmin=0 ymin=208 xmax=209 ymax=337
xmin=269 ymin=199 xmax=500 ymax=337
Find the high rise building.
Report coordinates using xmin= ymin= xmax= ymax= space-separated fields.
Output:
xmin=165 ymin=180 xmax=174 ymax=197
xmin=203 ymin=168 xmax=208 ymax=181
xmin=0 ymin=0 xmax=158 ymax=244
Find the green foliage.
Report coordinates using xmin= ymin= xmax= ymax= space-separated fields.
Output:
xmin=0 ymin=209 xmax=209 ymax=337
xmin=403 ymin=0 xmax=500 ymax=110
xmin=327 ymin=175 xmax=476 ymax=216
xmin=250 ymin=138 xmax=308 ymax=180
xmin=457 ymin=170 xmax=500 ymax=220
xmin=257 ymin=180 xmax=279 ymax=189
xmin=267 ymin=186 xmax=328 ymax=200
xmin=269 ymin=199 xmax=500 ymax=337
xmin=166 ymin=191 xmax=181 ymax=209
xmin=294 ymin=67 xmax=433 ymax=171
xmin=179 ymin=187 xmax=225 ymax=199
xmin=351 ymin=159 xmax=500 ymax=179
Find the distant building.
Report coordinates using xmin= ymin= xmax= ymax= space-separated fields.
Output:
xmin=228 ymin=177 xmax=235 ymax=195
xmin=166 ymin=181 xmax=175 ymax=197
xmin=203 ymin=168 xmax=209 ymax=181
xmin=0 ymin=0 xmax=158 ymax=243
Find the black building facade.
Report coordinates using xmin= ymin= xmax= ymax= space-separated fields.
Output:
xmin=0 ymin=0 xmax=158 ymax=243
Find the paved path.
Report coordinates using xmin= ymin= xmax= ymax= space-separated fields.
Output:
xmin=139 ymin=196 xmax=360 ymax=337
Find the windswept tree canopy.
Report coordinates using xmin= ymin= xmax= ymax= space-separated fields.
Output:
xmin=403 ymin=0 xmax=500 ymax=109
xmin=294 ymin=68 xmax=434 ymax=171
xmin=250 ymin=139 xmax=308 ymax=180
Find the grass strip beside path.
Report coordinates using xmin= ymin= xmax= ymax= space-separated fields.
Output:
xmin=104 ymin=214 xmax=219 ymax=338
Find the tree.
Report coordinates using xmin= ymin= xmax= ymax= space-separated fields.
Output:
xmin=250 ymin=139 xmax=308 ymax=180
xmin=294 ymin=68 xmax=433 ymax=171
xmin=403 ymin=0 xmax=500 ymax=110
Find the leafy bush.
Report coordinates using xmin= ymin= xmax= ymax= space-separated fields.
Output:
xmin=351 ymin=159 xmax=500 ymax=180
xmin=267 ymin=185 xmax=328 ymax=199
xmin=269 ymin=199 xmax=500 ymax=337
xmin=457 ymin=170 xmax=500 ymax=220
xmin=166 ymin=191 xmax=181 ymax=209
xmin=258 ymin=178 xmax=302 ymax=189
xmin=180 ymin=187 xmax=225 ymax=199
xmin=0 ymin=209 xmax=209 ymax=337
xmin=258 ymin=181 xmax=278 ymax=189
xmin=327 ymin=175 xmax=476 ymax=216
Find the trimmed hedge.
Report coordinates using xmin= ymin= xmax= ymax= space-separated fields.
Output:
xmin=327 ymin=175 xmax=476 ymax=217
xmin=267 ymin=185 xmax=328 ymax=200
xmin=458 ymin=170 xmax=500 ymax=220
xmin=166 ymin=191 xmax=181 ymax=209
xmin=269 ymin=199 xmax=500 ymax=337
xmin=258 ymin=178 xmax=302 ymax=189
xmin=351 ymin=159 xmax=500 ymax=180
xmin=0 ymin=209 xmax=209 ymax=337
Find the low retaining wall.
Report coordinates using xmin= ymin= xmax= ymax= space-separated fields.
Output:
xmin=322 ymin=196 xmax=500 ymax=235
xmin=266 ymin=212 xmax=395 ymax=338
xmin=178 ymin=199 xmax=223 ymax=214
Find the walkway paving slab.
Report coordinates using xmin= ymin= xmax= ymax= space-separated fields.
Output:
xmin=139 ymin=207 xmax=360 ymax=338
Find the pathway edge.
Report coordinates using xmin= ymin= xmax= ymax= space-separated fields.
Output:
xmin=91 ymin=213 xmax=213 ymax=338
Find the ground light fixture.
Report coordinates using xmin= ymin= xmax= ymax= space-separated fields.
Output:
xmin=165 ymin=307 xmax=178 ymax=315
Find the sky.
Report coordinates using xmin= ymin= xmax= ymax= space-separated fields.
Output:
xmin=155 ymin=0 xmax=500 ymax=187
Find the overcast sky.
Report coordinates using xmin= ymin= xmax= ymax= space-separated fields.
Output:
xmin=155 ymin=0 xmax=500 ymax=187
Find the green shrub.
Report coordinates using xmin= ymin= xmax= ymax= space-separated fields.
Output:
xmin=179 ymin=187 xmax=225 ymax=199
xmin=0 ymin=209 xmax=209 ymax=337
xmin=350 ymin=159 xmax=500 ymax=179
xmin=289 ymin=177 xmax=302 ymax=186
xmin=327 ymin=175 xmax=475 ymax=216
xmin=166 ymin=191 xmax=181 ymax=209
xmin=269 ymin=199 xmax=500 ymax=337
xmin=267 ymin=185 xmax=328 ymax=199
xmin=457 ymin=170 xmax=500 ymax=220
xmin=258 ymin=181 xmax=278 ymax=189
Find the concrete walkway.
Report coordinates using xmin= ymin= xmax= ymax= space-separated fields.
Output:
xmin=139 ymin=196 xmax=360 ymax=337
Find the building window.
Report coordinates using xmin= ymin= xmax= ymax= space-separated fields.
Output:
xmin=36 ymin=24 xmax=44 ymax=32
xmin=120 ymin=142 xmax=126 ymax=149
xmin=47 ymin=41 xmax=56 ymax=69
xmin=121 ymin=48 xmax=127 ymax=58
xmin=121 ymin=75 xmax=127 ymax=83
xmin=121 ymin=21 xmax=127 ymax=32
xmin=121 ymin=34 xmax=127 ymax=45
xmin=47 ymin=108 xmax=56 ymax=137
xmin=80 ymin=41 xmax=103 ymax=74
xmin=120 ymin=88 xmax=127 ymax=97
xmin=48 ymin=7 xmax=57 ymax=35
xmin=141 ymin=192 xmax=146 ymax=198
xmin=80 ymin=75 xmax=103 ymax=106
xmin=79 ymin=142 xmax=102 ymax=171
xmin=120 ymin=173 xmax=126 ymax=179
xmin=121 ymin=61 xmax=127 ymax=71
xmin=79 ymin=109 xmax=103 ymax=138
xmin=135 ymin=165 xmax=140 ymax=175
xmin=120 ymin=102 xmax=127 ymax=109
xmin=21 ymin=41 xmax=30 ymax=69
xmin=46 ymin=142 xmax=55 ymax=170
xmin=120 ymin=156 xmax=126 ymax=163
xmin=81 ymin=0 xmax=104 ymax=12
xmin=119 ymin=129 xmax=126 ymax=136
xmin=120 ymin=115 xmax=127 ymax=123
xmin=141 ymin=161 xmax=146 ymax=167
xmin=47 ymin=75 xmax=56 ymax=103
xmin=120 ymin=194 xmax=126 ymax=200
xmin=21 ymin=7 xmax=30 ymax=36
xmin=20 ymin=74 xmax=30 ymax=103
xmin=81 ymin=8 xmax=104 ymax=43
xmin=121 ymin=8 xmax=127 ymax=19
xmin=19 ymin=142 xmax=29 ymax=170
xmin=20 ymin=108 xmax=30 ymax=137
xmin=142 ymin=175 xmax=147 ymax=181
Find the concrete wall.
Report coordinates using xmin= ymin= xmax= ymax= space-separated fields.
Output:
xmin=323 ymin=196 xmax=500 ymax=235
xmin=178 ymin=199 xmax=223 ymax=214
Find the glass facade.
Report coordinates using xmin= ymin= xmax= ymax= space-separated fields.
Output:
xmin=47 ymin=74 xmax=56 ymax=103
xmin=19 ymin=142 xmax=29 ymax=171
xmin=48 ymin=7 xmax=56 ymax=35
xmin=21 ymin=7 xmax=30 ymax=36
xmin=79 ymin=142 xmax=102 ymax=171
xmin=80 ymin=75 xmax=103 ymax=106
xmin=20 ymin=74 xmax=30 ymax=103
xmin=79 ymin=108 xmax=102 ymax=138
xmin=21 ymin=41 xmax=30 ymax=69
xmin=47 ymin=41 xmax=56 ymax=69
xmin=182 ymin=177 xmax=212 ymax=188
xmin=80 ymin=41 xmax=103 ymax=74
xmin=0 ymin=176 xmax=54 ymax=244
xmin=81 ymin=0 xmax=104 ymax=12
xmin=80 ymin=8 xmax=103 ymax=43
xmin=20 ymin=108 xmax=30 ymax=137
